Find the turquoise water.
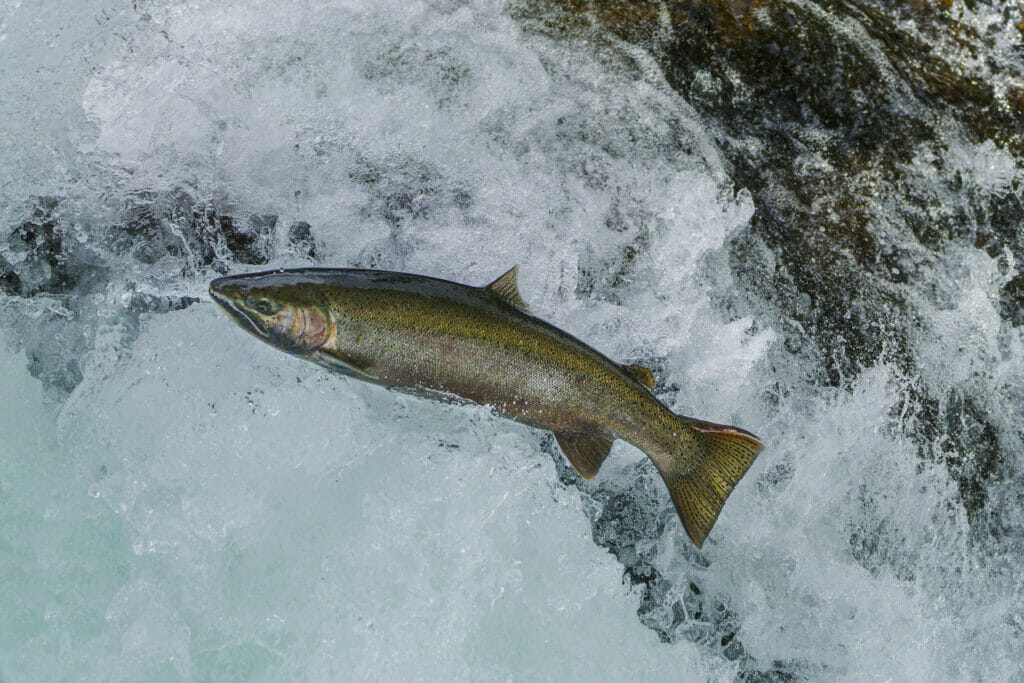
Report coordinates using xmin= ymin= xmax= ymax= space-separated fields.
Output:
xmin=0 ymin=311 xmax=723 ymax=679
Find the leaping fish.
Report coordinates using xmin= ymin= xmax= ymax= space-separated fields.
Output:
xmin=209 ymin=266 xmax=764 ymax=548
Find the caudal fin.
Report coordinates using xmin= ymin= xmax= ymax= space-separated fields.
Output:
xmin=653 ymin=419 xmax=764 ymax=549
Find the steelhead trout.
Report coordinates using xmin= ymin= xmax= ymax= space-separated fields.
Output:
xmin=209 ymin=266 xmax=764 ymax=548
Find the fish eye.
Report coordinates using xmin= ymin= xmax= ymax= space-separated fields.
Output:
xmin=250 ymin=298 xmax=278 ymax=316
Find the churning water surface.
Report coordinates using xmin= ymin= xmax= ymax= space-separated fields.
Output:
xmin=2 ymin=1 xmax=1024 ymax=679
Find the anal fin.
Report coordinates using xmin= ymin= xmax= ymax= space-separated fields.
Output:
xmin=554 ymin=432 xmax=614 ymax=480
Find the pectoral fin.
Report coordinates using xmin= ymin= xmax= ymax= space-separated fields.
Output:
xmin=622 ymin=364 xmax=656 ymax=389
xmin=554 ymin=432 xmax=614 ymax=480
xmin=312 ymin=350 xmax=378 ymax=381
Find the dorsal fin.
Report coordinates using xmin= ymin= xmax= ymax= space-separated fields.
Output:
xmin=554 ymin=432 xmax=614 ymax=480
xmin=484 ymin=265 xmax=528 ymax=311
xmin=623 ymin=364 xmax=656 ymax=389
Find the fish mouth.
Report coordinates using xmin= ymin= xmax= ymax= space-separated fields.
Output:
xmin=209 ymin=281 xmax=270 ymax=340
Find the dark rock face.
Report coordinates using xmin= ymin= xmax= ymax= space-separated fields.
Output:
xmin=517 ymin=0 xmax=1023 ymax=380
xmin=114 ymin=189 xmax=286 ymax=270
xmin=2 ymin=198 xmax=102 ymax=299
xmin=516 ymin=0 xmax=1024 ymax=517
xmin=664 ymin=0 xmax=1021 ymax=532
xmin=512 ymin=0 xmax=1024 ymax=676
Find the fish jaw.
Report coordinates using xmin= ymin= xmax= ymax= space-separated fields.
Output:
xmin=209 ymin=275 xmax=332 ymax=355
xmin=209 ymin=279 xmax=272 ymax=341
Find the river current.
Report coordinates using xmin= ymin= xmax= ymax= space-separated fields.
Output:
xmin=2 ymin=1 xmax=1023 ymax=679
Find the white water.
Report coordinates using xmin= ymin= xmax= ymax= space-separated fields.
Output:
xmin=2 ymin=0 xmax=1022 ymax=679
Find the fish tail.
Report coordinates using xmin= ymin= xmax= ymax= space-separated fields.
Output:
xmin=651 ymin=417 xmax=764 ymax=549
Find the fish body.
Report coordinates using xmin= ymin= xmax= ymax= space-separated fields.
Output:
xmin=210 ymin=266 xmax=764 ymax=548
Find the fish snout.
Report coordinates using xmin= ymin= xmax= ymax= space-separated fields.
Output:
xmin=209 ymin=275 xmax=245 ymax=298
xmin=208 ymin=276 xmax=270 ymax=340
xmin=209 ymin=275 xmax=258 ymax=310
xmin=208 ymin=278 xmax=228 ymax=307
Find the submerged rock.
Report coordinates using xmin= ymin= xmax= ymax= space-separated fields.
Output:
xmin=512 ymin=0 xmax=1024 ymax=675
xmin=516 ymin=0 xmax=1024 ymax=522
xmin=0 ymin=191 xmax=317 ymax=398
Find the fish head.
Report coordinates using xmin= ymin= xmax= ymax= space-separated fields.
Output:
xmin=209 ymin=272 xmax=332 ymax=355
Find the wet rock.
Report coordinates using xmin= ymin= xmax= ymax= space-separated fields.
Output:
xmin=517 ymin=0 xmax=1024 ymax=519
xmin=227 ymin=214 xmax=278 ymax=265
xmin=1 ymin=192 xmax=310 ymax=397
xmin=516 ymin=0 xmax=1024 ymax=672
xmin=0 ymin=199 xmax=106 ymax=298
xmin=116 ymin=189 xmax=277 ymax=271
xmin=287 ymin=221 xmax=317 ymax=259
